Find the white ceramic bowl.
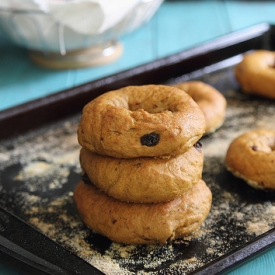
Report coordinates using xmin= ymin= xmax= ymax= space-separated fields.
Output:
xmin=0 ymin=0 xmax=163 ymax=69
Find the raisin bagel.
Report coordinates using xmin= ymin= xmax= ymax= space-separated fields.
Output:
xmin=77 ymin=85 xmax=206 ymax=158
xmin=226 ymin=129 xmax=275 ymax=190
xmin=80 ymin=142 xmax=204 ymax=203
xmin=73 ymin=179 xmax=212 ymax=245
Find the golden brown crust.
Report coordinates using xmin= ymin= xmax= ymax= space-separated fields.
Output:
xmin=80 ymin=143 xmax=204 ymax=203
xmin=235 ymin=50 xmax=275 ymax=99
xmin=77 ymin=85 xmax=205 ymax=158
xmin=173 ymin=81 xmax=227 ymax=134
xmin=73 ymin=179 xmax=212 ymax=245
xmin=225 ymin=129 xmax=275 ymax=190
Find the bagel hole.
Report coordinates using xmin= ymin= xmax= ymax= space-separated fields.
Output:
xmin=129 ymin=101 xmax=174 ymax=114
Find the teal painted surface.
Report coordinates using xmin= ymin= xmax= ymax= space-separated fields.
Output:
xmin=225 ymin=1 xmax=275 ymax=31
xmin=157 ymin=1 xmax=231 ymax=56
xmin=1 ymin=1 xmax=275 ymax=274
xmin=225 ymin=247 xmax=275 ymax=275
xmin=2 ymin=1 xmax=275 ymax=111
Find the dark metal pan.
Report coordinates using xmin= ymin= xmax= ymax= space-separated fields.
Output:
xmin=1 ymin=23 xmax=275 ymax=275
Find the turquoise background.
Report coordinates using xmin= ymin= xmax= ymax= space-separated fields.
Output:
xmin=1 ymin=1 xmax=275 ymax=274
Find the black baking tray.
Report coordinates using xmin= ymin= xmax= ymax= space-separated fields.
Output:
xmin=1 ymin=23 xmax=275 ymax=275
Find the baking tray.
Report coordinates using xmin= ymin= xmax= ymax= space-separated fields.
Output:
xmin=1 ymin=23 xmax=275 ymax=275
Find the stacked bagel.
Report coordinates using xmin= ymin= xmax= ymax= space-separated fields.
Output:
xmin=74 ymin=85 xmax=212 ymax=245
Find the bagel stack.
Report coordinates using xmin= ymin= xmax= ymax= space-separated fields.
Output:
xmin=74 ymin=85 xmax=212 ymax=245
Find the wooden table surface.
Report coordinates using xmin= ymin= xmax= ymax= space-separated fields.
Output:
xmin=1 ymin=1 xmax=275 ymax=274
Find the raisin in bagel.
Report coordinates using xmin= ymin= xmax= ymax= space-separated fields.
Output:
xmin=77 ymin=85 xmax=206 ymax=158
xmin=173 ymin=81 xmax=227 ymax=134
xmin=79 ymin=142 xmax=204 ymax=203
xmin=73 ymin=179 xmax=212 ymax=245
xmin=226 ymin=129 xmax=275 ymax=190
xmin=235 ymin=50 xmax=275 ymax=99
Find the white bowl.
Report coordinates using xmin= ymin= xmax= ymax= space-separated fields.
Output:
xmin=0 ymin=0 xmax=163 ymax=69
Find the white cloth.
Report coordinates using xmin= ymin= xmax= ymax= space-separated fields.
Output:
xmin=0 ymin=0 xmax=162 ymax=52
xmin=0 ymin=0 xmax=141 ymax=34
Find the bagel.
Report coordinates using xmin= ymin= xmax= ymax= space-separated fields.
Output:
xmin=173 ymin=81 xmax=227 ymax=134
xmin=73 ymin=179 xmax=212 ymax=245
xmin=77 ymin=85 xmax=206 ymax=158
xmin=235 ymin=50 xmax=275 ymax=99
xmin=225 ymin=129 xmax=275 ymax=190
xmin=79 ymin=142 xmax=204 ymax=203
